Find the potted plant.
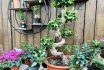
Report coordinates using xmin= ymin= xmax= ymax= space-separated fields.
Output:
xmin=2 ymin=49 xmax=25 ymax=70
xmin=69 ymin=44 xmax=94 ymax=70
xmin=38 ymin=0 xmax=77 ymax=70
xmin=0 ymin=55 xmax=9 ymax=70
xmin=88 ymin=40 xmax=104 ymax=70
xmin=28 ymin=47 xmax=47 ymax=70
xmin=13 ymin=0 xmax=21 ymax=8
xmin=20 ymin=42 xmax=35 ymax=65
xmin=32 ymin=5 xmax=41 ymax=24
xmin=18 ymin=10 xmax=27 ymax=29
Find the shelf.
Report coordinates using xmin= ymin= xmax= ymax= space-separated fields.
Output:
xmin=16 ymin=28 xmax=27 ymax=30
xmin=32 ymin=23 xmax=47 ymax=26
xmin=75 ymin=0 xmax=88 ymax=2
xmin=10 ymin=8 xmax=32 ymax=11
xmin=25 ymin=1 xmax=49 ymax=6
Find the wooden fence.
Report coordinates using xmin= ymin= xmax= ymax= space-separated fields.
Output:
xmin=0 ymin=0 xmax=104 ymax=51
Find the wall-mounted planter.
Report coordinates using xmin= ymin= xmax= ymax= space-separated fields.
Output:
xmin=33 ymin=18 xmax=41 ymax=24
xmin=13 ymin=0 xmax=21 ymax=8
xmin=20 ymin=22 xmax=27 ymax=29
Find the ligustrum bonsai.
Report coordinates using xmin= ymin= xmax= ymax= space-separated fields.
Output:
xmin=39 ymin=0 xmax=77 ymax=69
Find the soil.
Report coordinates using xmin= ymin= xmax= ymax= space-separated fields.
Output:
xmin=48 ymin=58 xmax=68 ymax=66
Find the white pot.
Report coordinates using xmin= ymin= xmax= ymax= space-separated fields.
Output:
xmin=13 ymin=0 xmax=21 ymax=8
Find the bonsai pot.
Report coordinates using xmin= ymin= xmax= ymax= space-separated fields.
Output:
xmin=45 ymin=56 xmax=69 ymax=70
xmin=24 ymin=59 xmax=31 ymax=65
xmin=22 ymin=59 xmax=31 ymax=65
xmin=11 ymin=67 xmax=19 ymax=70
xmin=13 ymin=0 xmax=21 ymax=8
xmin=33 ymin=18 xmax=41 ymax=24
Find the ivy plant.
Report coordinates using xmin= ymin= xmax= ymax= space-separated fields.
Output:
xmin=47 ymin=18 xmax=62 ymax=30
xmin=18 ymin=10 xmax=25 ymax=21
xmin=52 ymin=0 xmax=74 ymax=8
xmin=40 ymin=36 xmax=55 ymax=49
xmin=32 ymin=5 xmax=40 ymax=15
xmin=60 ymin=28 xmax=74 ymax=38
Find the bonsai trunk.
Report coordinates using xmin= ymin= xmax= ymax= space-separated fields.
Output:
xmin=49 ymin=29 xmax=69 ymax=65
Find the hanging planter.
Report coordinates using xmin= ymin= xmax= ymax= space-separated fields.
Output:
xmin=20 ymin=21 xmax=27 ymax=29
xmin=18 ymin=10 xmax=27 ymax=29
xmin=13 ymin=0 xmax=21 ymax=8
xmin=32 ymin=5 xmax=41 ymax=24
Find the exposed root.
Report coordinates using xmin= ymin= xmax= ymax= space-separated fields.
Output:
xmin=54 ymin=38 xmax=66 ymax=47
xmin=50 ymin=47 xmax=63 ymax=56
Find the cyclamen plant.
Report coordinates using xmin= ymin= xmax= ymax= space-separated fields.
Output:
xmin=0 ymin=49 xmax=25 ymax=69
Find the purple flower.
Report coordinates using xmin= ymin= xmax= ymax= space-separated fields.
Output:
xmin=101 ymin=38 xmax=104 ymax=44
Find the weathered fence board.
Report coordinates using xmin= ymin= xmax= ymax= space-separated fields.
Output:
xmin=0 ymin=0 xmax=104 ymax=51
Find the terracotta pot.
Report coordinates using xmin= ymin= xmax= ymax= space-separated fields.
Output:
xmin=13 ymin=0 xmax=21 ymax=8
xmin=45 ymin=56 xmax=69 ymax=70
xmin=24 ymin=59 xmax=31 ymax=65
xmin=11 ymin=67 xmax=19 ymax=70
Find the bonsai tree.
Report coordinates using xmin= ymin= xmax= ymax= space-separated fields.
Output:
xmin=39 ymin=0 xmax=77 ymax=70
xmin=18 ymin=10 xmax=26 ymax=29
xmin=32 ymin=5 xmax=41 ymax=24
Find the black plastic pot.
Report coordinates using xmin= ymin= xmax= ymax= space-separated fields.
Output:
xmin=3 ymin=68 xmax=10 ymax=70
xmin=87 ymin=63 xmax=101 ymax=70
xmin=34 ymin=18 xmax=41 ymax=24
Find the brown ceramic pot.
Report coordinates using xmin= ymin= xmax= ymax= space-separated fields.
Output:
xmin=45 ymin=56 xmax=69 ymax=70
xmin=11 ymin=67 xmax=19 ymax=70
xmin=24 ymin=59 xmax=31 ymax=65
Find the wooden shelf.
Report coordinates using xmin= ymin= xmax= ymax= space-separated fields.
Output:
xmin=75 ymin=0 xmax=88 ymax=2
xmin=32 ymin=23 xmax=47 ymax=26
xmin=10 ymin=8 xmax=32 ymax=11
xmin=25 ymin=1 xmax=49 ymax=6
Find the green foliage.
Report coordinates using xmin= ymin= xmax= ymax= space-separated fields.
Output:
xmin=21 ymin=42 xmax=34 ymax=52
xmin=60 ymin=28 xmax=74 ymax=38
xmin=69 ymin=44 xmax=94 ymax=70
xmin=93 ymin=56 xmax=104 ymax=70
xmin=89 ymin=40 xmax=102 ymax=48
xmin=47 ymin=18 xmax=62 ymax=30
xmin=20 ymin=42 xmax=35 ymax=59
xmin=52 ymin=0 xmax=74 ymax=8
xmin=31 ymin=48 xmax=47 ymax=67
xmin=32 ymin=5 xmax=40 ymax=15
xmin=63 ymin=44 xmax=72 ymax=52
xmin=18 ymin=10 xmax=25 ymax=20
xmin=40 ymin=36 xmax=55 ymax=49
xmin=58 ymin=10 xmax=77 ymax=22
xmin=0 ymin=62 xmax=9 ymax=69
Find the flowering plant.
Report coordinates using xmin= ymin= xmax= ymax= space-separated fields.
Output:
xmin=0 ymin=49 xmax=25 ymax=69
